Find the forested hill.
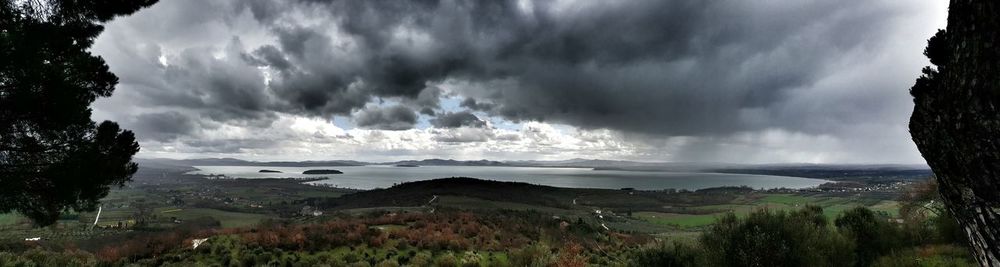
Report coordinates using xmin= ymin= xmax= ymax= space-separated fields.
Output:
xmin=306 ymin=177 xmax=590 ymax=210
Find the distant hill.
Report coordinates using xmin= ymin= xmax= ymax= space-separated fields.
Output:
xmin=383 ymin=158 xmax=508 ymax=166
xmin=134 ymin=157 xmax=931 ymax=182
xmin=309 ymin=177 xmax=586 ymax=210
xmin=504 ymin=159 xmax=931 ymax=181
xmin=302 ymin=169 xmax=343 ymax=174
xmin=711 ymin=164 xmax=932 ymax=181
xmin=130 ymin=158 xmax=205 ymax=185
xmin=304 ymin=177 xmax=763 ymax=214
xmin=137 ymin=158 xmax=369 ymax=167
xmin=505 ymin=158 xmax=731 ymax=171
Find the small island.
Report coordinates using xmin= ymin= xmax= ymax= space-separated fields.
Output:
xmin=302 ymin=169 xmax=343 ymax=175
xmin=394 ymin=164 xmax=420 ymax=167
xmin=258 ymin=169 xmax=282 ymax=173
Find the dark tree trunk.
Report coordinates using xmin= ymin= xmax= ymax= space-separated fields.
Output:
xmin=909 ymin=1 xmax=1000 ymax=265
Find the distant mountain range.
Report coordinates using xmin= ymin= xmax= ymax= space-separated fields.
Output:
xmin=383 ymin=159 xmax=507 ymax=166
xmin=134 ymin=157 xmax=932 ymax=180
xmin=137 ymin=158 xmax=368 ymax=168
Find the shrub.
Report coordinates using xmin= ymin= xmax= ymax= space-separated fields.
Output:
xmin=835 ymin=206 xmax=905 ymax=267
xmin=872 ymin=244 xmax=976 ymax=267
xmin=508 ymin=243 xmax=553 ymax=267
xmin=700 ymin=207 xmax=855 ymax=267
xmin=628 ymin=241 xmax=704 ymax=267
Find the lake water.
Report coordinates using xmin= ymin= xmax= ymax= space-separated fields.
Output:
xmin=187 ymin=165 xmax=829 ymax=191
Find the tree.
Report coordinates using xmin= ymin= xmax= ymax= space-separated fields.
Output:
xmin=0 ymin=0 xmax=156 ymax=226
xmin=628 ymin=241 xmax=705 ymax=267
xmin=131 ymin=199 xmax=155 ymax=227
xmin=897 ymin=178 xmax=945 ymax=218
xmin=909 ymin=1 xmax=1000 ymax=265
xmin=897 ymin=179 xmax=968 ymax=245
xmin=835 ymin=207 xmax=903 ymax=267
xmin=700 ymin=208 xmax=855 ymax=267
xmin=508 ymin=243 xmax=553 ymax=267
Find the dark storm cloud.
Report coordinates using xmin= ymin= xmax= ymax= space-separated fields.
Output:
xmin=130 ymin=111 xmax=198 ymax=141
xmin=91 ymin=0 xmax=941 ymax=163
xmin=431 ymin=111 xmax=487 ymax=128
xmin=105 ymin=36 xmax=276 ymax=123
xmin=419 ymin=107 xmax=436 ymax=116
xmin=459 ymin=98 xmax=495 ymax=112
xmin=354 ymin=105 xmax=418 ymax=130
xmin=246 ymin=45 xmax=292 ymax=71
xmin=222 ymin=0 xmax=912 ymax=136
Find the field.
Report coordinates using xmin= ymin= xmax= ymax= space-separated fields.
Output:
xmin=0 ymin=177 xmax=906 ymax=244
xmin=629 ymin=193 xmax=901 ymax=230
xmin=0 ymin=213 xmax=24 ymax=227
xmin=153 ymin=208 xmax=269 ymax=228
xmin=634 ymin=212 xmax=718 ymax=228
xmin=0 ymin=173 xmax=960 ymax=266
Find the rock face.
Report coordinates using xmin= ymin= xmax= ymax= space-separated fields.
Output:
xmin=302 ymin=169 xmax=343 ymax=175
xmin=909 ymin=1 xmax=1000 ymax=265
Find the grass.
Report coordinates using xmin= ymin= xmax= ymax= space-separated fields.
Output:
xmin=757 ymin=194 xmax=816 ymax=205
xmin=873 ymin=244 xmax=977 ymax=267
xmin=0 ymin=213 xmax=24 ymax=226
xmin=634 ymin=212 xmax=721 ymax=228
xmin=635 ymin=193 xmax=902 ymax=230
xmin=870 ymin=200 xmax=901 ymax=217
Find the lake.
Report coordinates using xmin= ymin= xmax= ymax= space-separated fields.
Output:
xmin=187 ymin=165 xmax=829 ymax=191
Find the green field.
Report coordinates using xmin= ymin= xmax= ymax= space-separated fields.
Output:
xmin=0 ymin=213 xmax=24 ymax=226
xmin=634 ymin=212 xmax=720 ymax=228
xmin=633 ymin=193 xmax=900 ymax=230
xmin=758 ymin=194 xmax=815 ymax=205
xmin=153 ymin=208 xmax=269 ymax=228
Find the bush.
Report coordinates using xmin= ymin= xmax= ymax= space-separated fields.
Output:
xmin=0 ymin=248 xmax=98 ymax=266
xmin=872 ymin=245 xmax=976 ymax=267
xmin=932 ymin=211 xmax=968 ymax=245
xmin=700 ymin=207 xmax=855 ymax=267
xmin=835 ymin=206 xmax=905 ymax=267
xmin=508 ymin=243 xmax=553 ymax=267
xmin=409 ymin=251 xmax=434 ymax=267
xmin=628 ymin=241 xmax=704 ymax=267
xmin=435 ymin=252 xmax=460 ymax=267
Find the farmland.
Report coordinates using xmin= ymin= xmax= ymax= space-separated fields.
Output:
xmin=0 ymin=176 xmax=906 ymax=241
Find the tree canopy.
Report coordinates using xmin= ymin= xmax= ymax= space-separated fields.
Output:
xmin=699 ymin=206 xmax=856 ymax=267
xmin=909 ymin=0 xmax=1000 ymax=264
xmin=0 ymin=0 xmax=157 ymax=226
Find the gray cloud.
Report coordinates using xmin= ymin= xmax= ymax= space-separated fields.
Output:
xmin=354 ymin=105 xmax=418 ymax=130
xmin=89 ymin=0 xmax=944 ymax=163
xmin=432 ymin=128 xmax=493 ymax=143
xmin=459 ymin=97 xmax=495 ymax=112
xmin=431 ymin=111 xmax=486 ymax=128
xmin=227 ymin=0 xmax=921 ymax=136
xmin=130 ymin=111 xmax=198 ymax=141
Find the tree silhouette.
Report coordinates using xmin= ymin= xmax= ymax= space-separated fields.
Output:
xmin=909 ymin=0 xmax=1000 ymax=265
xmin=0 ymin=0 xmax=157 ymax=226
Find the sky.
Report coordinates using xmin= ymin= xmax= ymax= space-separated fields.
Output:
xmin=90 ymin=0 xmax=948 ymax=164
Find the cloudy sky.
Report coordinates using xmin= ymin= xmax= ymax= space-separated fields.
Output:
xmin=90 ymin=0 xmax=947 ymax=164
